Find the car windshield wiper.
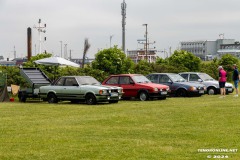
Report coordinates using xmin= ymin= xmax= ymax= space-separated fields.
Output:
xmin=81 ymin=83 xmax=89 ymax=85
xmin=92 ymin=83 xmax=99 ymax=85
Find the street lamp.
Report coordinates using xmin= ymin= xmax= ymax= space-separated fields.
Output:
xmin=142 ymin=24 xmax=148 ymax=61
xmin=60 ymin=41 xmax=62 ymax=57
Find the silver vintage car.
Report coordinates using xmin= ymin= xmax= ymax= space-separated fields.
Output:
xmin=179 ymin=72 xmax=234 ymax=95
xmin=39 ymin=76 xmax=123 ymax=105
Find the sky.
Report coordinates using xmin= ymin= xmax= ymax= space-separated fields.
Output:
xmin=1 ymin=0 xmax=240 ymax=59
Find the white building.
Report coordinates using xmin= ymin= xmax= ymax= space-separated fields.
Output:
xmin=180 ymin=39 xmax=236 ymax=60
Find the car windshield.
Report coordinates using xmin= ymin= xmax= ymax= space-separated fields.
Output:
xmin=76 ymin=77 xmax=101 ymax=85
xmin=198 ymin=73 xmax=215 ymax=81
xmin=132 ymin=75 xmax=151 ymax=83
xmin=168 ymin=74 xmax=186 ymax=82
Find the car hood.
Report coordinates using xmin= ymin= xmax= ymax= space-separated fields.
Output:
xmin=203 ymin=80 xmax=233 ymax=88
xmin=83 ymin=84 xmax=122 ymax=90
xmin=136 ymin=82 xmax=169 ymax=89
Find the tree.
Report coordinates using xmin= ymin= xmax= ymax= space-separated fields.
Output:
xmin=168 ymin=50 xmax=201 ymax=71
xmin=92 ymin=46 xmax=134 ymax=75
xmin=134 ymin=60 xmax=153 ymax=75
xmin=218 ymin=54 xmax=239 ymax=81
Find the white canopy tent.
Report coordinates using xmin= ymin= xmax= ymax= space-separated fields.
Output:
xmin=34 ymin=57 xmax=80 ymax=67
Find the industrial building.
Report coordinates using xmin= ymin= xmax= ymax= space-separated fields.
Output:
xmin=180 ymin=38 xmax=240 ymax=60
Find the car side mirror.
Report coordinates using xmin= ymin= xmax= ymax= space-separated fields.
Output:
xmin=198 ymin=79 xmax=203 ymax=82
xmin=73 ymin=84 xmax=79 ymax=86
xmin=130 ymin=81 xmax=135 ymax=85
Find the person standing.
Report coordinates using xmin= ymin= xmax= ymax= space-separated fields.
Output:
xmin=232 ymin=64 xmax=240 ymax=97
xmin=218 ymin=66 xmax=227 ymax=98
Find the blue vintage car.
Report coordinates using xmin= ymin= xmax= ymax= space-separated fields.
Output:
xmin=39 ymin=76 xmax=123 ymax=105
xmin=147 ymin=73 xmax=206 ymax=97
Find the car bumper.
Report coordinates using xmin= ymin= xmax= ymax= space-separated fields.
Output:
xmin=188 ymin=90 xmax=205 ymax=96
xmin=96 ymin=94 xmax=122 ymax=102
xmin=149 ymin=91 xmax=169 ymax=98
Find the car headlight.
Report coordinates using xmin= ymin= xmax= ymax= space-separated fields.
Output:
xmin=153 ymin=88 xmax=158 ymax=92
xmin=118 ymin=89 xmax=123 ymax=93
xmin=99 ymin=90 xmax=108 ymax=95
xmin=189 ymin=86 xmax=197 ymax=91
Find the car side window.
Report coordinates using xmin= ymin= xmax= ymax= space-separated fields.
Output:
xmin=159 ymin=75 xmax=171 ymax=83
xmin=189 ymin=74 xmax=200 ymax=81
xmin=65 ymin=78 xmax=78 ymax=86
xmin=148 ymin=75 xmax=159 ymax=83
xmin=55 ymin=78 xmax=65 ymax=86
xmin=106 ymin=77 xmax=119 ymax=84
xmin=180 ymin=74 xmax=188 ymax=81
xmin=119 ymin=76 xmax=133 ymax=84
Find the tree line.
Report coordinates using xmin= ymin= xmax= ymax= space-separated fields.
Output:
xmin=1 ymin=46 xmax=239 ymax=87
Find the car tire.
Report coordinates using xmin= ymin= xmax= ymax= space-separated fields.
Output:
xmin=207 ymin=87 xmax=216 ymax=95
xmin=47 ymin=93 xmax=58 ymax=103
xmin=176 ymin=89 xmax=187 ymax=97
xmin=85 ymin=94 xmax=97 ymax=105
xmin=138 ymin=91 xmax=149 ymax=101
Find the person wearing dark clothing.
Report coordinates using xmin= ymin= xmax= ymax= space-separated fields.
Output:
xmin=232 ymin=64 xmax=240 ymax=97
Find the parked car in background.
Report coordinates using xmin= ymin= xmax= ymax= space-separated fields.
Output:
xmin=102 ymin=74 xmax=170 ymax=101
xmin=147 ymin=73 xmax=206 ymax=97
xmin=179 ymin=72 xmax=234 ymax=95
xmin=39 ymin=76 xmax=123 ymax=105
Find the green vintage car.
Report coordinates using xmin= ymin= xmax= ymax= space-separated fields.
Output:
xmin=39 ymin=76 xmax=123 ymax=105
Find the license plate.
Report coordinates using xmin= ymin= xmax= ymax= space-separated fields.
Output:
xmin=110 ymin=92 xmax=118 ymax=97
xmin=199 ymin=90 xmax=204 ymax=94
xmin=227 ymin=88 xmax=232 ymax=92
xmin=161 ymin=91 xmax=167 ymax=95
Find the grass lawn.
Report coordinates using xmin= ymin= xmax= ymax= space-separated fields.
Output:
xmin=0 ymin=95 xmax=239 ymax=160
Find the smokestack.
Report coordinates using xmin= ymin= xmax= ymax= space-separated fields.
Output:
xmin=27 ymin=27 xmax=32 ymax=60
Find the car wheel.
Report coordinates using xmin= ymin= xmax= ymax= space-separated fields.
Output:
xmin=207 ymin=87 xmax=216 ymax=95
xmin=85 ymin=94 xmax=97 ymax=105
xmin=176 ymin=89 xmax=187 ymax=97
xmin=138 ymin=91 xmax=149 ymax=101
xmin=47 ymin=93 xmax=58 ymax=103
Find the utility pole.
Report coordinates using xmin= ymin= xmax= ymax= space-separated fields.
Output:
xmin=143 ymin=24 xmax=148 ymax=61
xmin=33 ymin=19 xmax=46 ymax=54
xmin=13 ymin=46 xmax=16 ymax=59
xmin=121 ymin=0 xmax=127 ymax=53
xmin=60 ymin=41 xmax=63 ymax=57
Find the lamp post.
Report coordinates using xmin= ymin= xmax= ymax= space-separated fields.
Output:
xmin=142 ymin=24 xmax=148 ymax=61
xmin=64 ymin=44 xmax=67 ymax=59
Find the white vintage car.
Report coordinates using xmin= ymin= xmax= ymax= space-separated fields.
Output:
xmin=179 ymin=72 xmax=234 ymax=95
xmin=39 ymin=76 xmax=123 ymax=105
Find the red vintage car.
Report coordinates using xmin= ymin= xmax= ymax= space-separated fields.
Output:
xmin=102 ymin=74 xmax=170 ymax=101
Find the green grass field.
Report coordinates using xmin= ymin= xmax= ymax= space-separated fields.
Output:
xmin=0 ymin=95 xmax=239 ymax=160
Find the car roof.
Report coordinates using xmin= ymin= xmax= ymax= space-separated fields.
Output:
xmin=149 ymin=73 xmax=178 ymax=75
xmin=179 ymin=72 xmax=204 ymax=74
xmin=61 ymin=76 xmax=93 ymax=78
xmin=109 ymin=74 xmax=143 ymax=76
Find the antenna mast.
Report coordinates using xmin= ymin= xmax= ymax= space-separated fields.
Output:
xmin=121 ymin=0 xmax=127 ymax=54
xmin=33 ymin=19 xmax=46 ymax=54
